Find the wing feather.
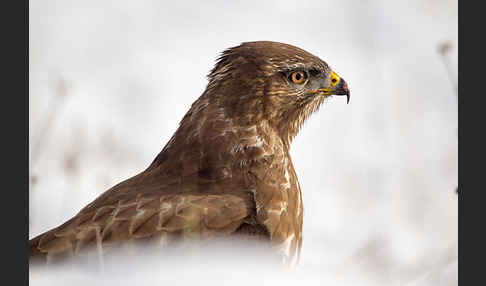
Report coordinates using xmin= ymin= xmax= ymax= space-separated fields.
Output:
xmin=30 ymin=193 xmax=252 ymax=261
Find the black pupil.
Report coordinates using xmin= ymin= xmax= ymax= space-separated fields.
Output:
xmin=295 ymin=73 xmax=301 ymax=80
xmin=332 ymin=78 xmax=337 ymax=83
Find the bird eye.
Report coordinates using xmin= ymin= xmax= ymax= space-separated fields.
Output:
xmin=289 ymin=71 xmax=307 ymax=85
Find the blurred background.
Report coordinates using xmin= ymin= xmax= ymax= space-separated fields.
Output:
xmin=29 ymin=0 xmax=457 ymax=285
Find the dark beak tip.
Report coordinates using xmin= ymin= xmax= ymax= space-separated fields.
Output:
xmin=342 ymin=80 xmax=350 ymax=104
xmin=334 ymin=79 xmax=350 ymax=104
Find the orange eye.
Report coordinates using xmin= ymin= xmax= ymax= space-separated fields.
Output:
xmin=290 ymin=71 xmax=307 ymax=85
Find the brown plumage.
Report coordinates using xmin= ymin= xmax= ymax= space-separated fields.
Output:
xmin=29 ymin=41 xmax=350 ymax=266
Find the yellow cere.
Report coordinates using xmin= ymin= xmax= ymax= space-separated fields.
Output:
xmin=329 ymin=71 xmax=340 ymax=88
xmin=310 ymin=71 xmax=340 ymax=95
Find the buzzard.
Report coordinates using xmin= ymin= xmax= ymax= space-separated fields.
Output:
xmin=29 ymin=41 xmax=349 ymax=266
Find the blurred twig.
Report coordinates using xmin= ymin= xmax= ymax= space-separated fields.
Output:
xmin=30 ymin=77 xmax=72 ymax=187
xmin=30 ymin=77 xmax=72 ymax=228
xmin=437 ymin=41 xmax=458 ymax=195
xmin=437 ymin=41 xmax=457 ymax=98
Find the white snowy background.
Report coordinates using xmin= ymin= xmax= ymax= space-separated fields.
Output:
xmin=29 ymin=0 xmax=458 ymax=285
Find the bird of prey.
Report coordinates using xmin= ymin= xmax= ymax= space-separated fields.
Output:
xmin=29 ymin=41 xmax=350 ymax=266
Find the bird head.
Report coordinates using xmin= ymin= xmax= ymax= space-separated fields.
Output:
xmin=206 ymin=41 xmax=350 ymax=145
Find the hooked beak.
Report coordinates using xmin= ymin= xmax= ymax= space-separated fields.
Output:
xmin=310 ymin=71 xmax=350 ymax=104
xmin=333 ymin=76 xmax=350 ymax=104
